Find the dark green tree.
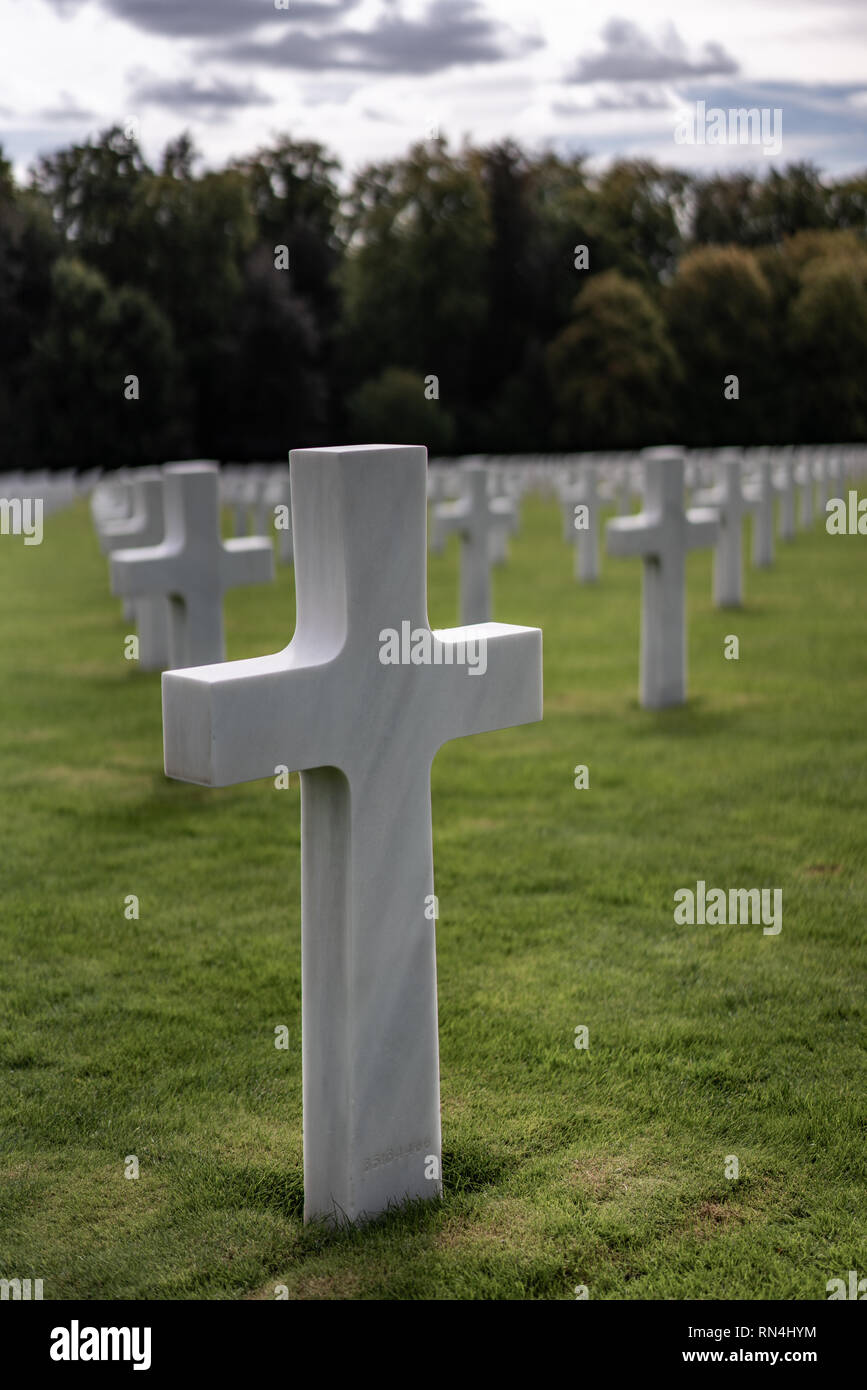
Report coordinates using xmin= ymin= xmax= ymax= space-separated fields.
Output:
xmin=30 ymin=126 xmax=150 ymax=287
xmin=665 ymin=246 xmax=775 ymax=445
xmin=789 ymin=252 xmax=867 ymax=441
xmin=0 ymin=161 xmax=61 ymax=466
xmin=205 ymin=243 xmax=325 ymax=458
xmin=29 ymin=257 xmax=184 ymax=469
xmin=547 ymin=271 xmax=681 ymax=449
xmin=751 ymin=163 xmax=831 ymax=243
xmin=338 ymin=139 xmax=491 ymax=439
xmin=346 ymin=368 xmax=455 ymax=453
xmin=230 ymin=137 xmax=342 ymax=323
xmin=691 ymin=172 xmax=761 ymax=247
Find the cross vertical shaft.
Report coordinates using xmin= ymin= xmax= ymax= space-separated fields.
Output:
xmin=161 ymin=445 xmax=543 ymax=1225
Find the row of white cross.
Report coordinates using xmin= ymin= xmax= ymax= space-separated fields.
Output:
xmin=1 ymin=469 xmax=90 ymax=517
xmin=86 ymin=442 xmax=862 ymax=690
xmin=20 ymin=441 xmax=864 ymax=1228
xmin=92 ymin=447 xmax=542 ymax=1226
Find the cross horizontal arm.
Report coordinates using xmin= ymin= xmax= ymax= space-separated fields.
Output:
xmin=433 ymin=499 xmax=470 ymax=542
xmin=685 ymin=506 xmax=720 ymax=550
xmin=491 ymin=496 xmax=518 ymax=534
xmin=690 ymin=487 xmax=722 ymax=508
xmin=606 ymin=514 xmax=662 ymax=559
xmin=430 ymin=622 xmax=542 ymax=746
xmin=218 ymin=536 xmax=274 ymax=590
xmin=99 ymin=515 xmax=147 ymax=552
xmin=162 ymin=649 xmax=338 ymax=786
xmin=110 ymin=543 xmax=182 ymax=598
xmin=163 ymin=620 xmax=543 ymax=787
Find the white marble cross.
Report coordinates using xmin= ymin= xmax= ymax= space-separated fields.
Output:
xmin=826 ymin=449 xmax=844 ymax=500
xmin=264 ymin=466 xmax=293 ymax=565
xmin=560 ymin=463 xmax=599 ymax=583
xmin=91 ymin=473 xmax=132 ymax=532
xmin=696 ymin=452 xmax=757 ymax=608
xmin=426 ymin=464 xmax=447 ymax=506
xmin=427 ymin=465 xmax=449 ymax=555
xmin=237 ymin=472 xmax=260 ymax=536
xmin=616 ymin=460 xmax=634 ymax=516
xmin=161 ymin=444 xmax=543 ymax=1226
xmin=796 ymin=451 xmax=815 ymax=529
xmin=98 ymin=469 xmax=171 ymax=671
xmin=434 ymin=463 xmax=511 ymax=623
xmin=91 ymin=472 xmax=135 ymax=619
xmin=746 ymin=454 xmax=776 ymax=569
xmin=231 ymin=492 xmax=249 ymax=537
xmin=252 ymin=468 xmax=273 ymax=537
xmin=110 ymin=461 xmax=273 ymax=668
xmin=815 ymin=450 xmax=832 ymax=511
xmin=606 ymin=447 xmax=719 ymax=708
xmin=97 ymin=470 xmax=160 ymax=556
xmin=775 ymin=451 xmax=796 ymax=540
xmin=486 ymin=473 xmax=518 ymax=567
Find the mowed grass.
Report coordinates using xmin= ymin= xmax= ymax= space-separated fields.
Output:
xmin=0 ymin=479 xmax=864 ymax=1302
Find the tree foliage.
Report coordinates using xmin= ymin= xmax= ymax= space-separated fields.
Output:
xmin=547 ymin=271 xmax=680 ymax=449
xmin=347 ymin=367 xmax=455 ymax=453
xmin=1 ymin=130 xmax=865 ymax=468
xmin=666 ymin=246 xmax=775 ymax=445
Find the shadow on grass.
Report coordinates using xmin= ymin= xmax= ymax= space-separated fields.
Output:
xmin=442 ymin=1139 xmax=511 ymax=1195
xmin=631 ymin=697 xmax=744 ymax=738
xmin=177 ymin=1157 xmax=305 ymax=1221
xmin=175 ymin=1137 xmax=510 ymax=1249
xmin=77 ymin=775 xmax=237 ymax=834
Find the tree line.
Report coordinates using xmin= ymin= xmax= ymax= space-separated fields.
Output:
xmin=2 ymin=128 xmax=866 ymax=470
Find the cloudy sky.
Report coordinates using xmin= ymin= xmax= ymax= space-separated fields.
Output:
xmin=2 ymin=0 xmax=866 ymax=180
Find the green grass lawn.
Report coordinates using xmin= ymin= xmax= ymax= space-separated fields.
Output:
xmin=0 ymin=484 xmax=864 ymax=1301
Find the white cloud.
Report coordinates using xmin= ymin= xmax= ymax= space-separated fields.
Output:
xmin=1 ymin=0 xmax=865 ymax=179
